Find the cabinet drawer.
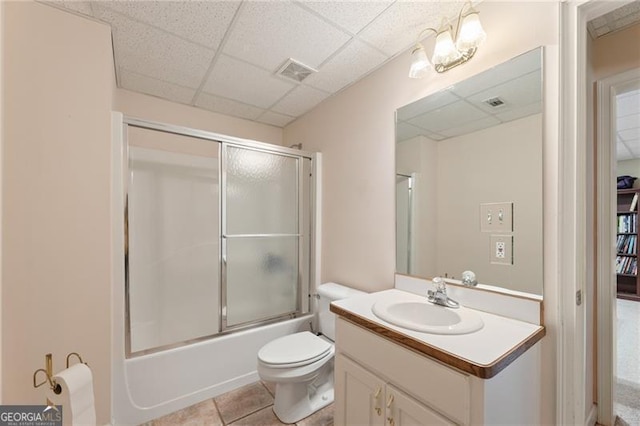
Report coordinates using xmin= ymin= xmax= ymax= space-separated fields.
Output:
xmin=336 ymin=317 xmax=471 ymax=425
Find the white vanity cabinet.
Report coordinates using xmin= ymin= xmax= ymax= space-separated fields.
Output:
xmin=336 ymin=354 xmax=454 ymax=425
xmin=333 ymin=317 xmax=541 ymax=425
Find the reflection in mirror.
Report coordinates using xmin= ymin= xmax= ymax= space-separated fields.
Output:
xmin=395 ymin=47 xmax=543 ymax=296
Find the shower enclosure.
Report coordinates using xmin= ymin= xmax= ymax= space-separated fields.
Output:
xmin=396 ymin=173 xmax=414 ymax=275
xmin=112 ymin=114 xmax=317 ymax=424
xmin=125 ymin=118 xmax=313 ymax=355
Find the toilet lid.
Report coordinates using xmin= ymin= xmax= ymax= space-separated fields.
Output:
xmin=258 ymin=331 xmax=332 ymax=366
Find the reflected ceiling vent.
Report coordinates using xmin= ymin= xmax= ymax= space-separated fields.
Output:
xmin=483 ymin=97 xmax=506 ymax=108
xmin=277 ymin=59 xmax=317 ymax=83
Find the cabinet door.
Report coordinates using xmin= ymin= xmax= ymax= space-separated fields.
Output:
xmin=335 ymin=354 xmax=385 ymax=426
xmin=386 ymin=384 xmax=455 ymax=426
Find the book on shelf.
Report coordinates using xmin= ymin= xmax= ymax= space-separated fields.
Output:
xmin=631 ymin=193 xmax=639 ymax=212
xmin=617 ymin=234 xmax=637 ymax=254
xmin=616 ymin=255 xmax=638 ymax=275
xmin=618 ymin=213 xmax=638 ymax=233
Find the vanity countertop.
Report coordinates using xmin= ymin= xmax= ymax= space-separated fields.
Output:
xmin=330 ymin=289 xmax=545 ymax=379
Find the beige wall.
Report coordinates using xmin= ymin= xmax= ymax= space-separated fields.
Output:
xmin=113 ymin=89 xmax=283 ymax=146
xmin=592 ymin=22 xmax=640 ymax=81
xmin=284 ymin=2 xmax=559 ymax=422
xmin=437 ymin=114 xmax=543 ymax=295
xmin=2 ymin=2 xmax=113 ymax=422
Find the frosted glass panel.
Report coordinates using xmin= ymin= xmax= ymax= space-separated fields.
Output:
xmin=226 ymin=237 xmax=298 ymax=327
xmin=226 ymin=146 xmax=298 ymax=234
xmin=127 ymin=129 xmax=219 ymax=353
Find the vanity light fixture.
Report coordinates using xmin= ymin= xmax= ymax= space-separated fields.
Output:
xmin=408 ymin=1 xmax=486 ymax=78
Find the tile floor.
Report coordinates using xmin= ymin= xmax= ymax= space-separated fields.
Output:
xmin=142 ymin=381 xmax=333 ymax=426
xmin=616 ymin=298 xmax=640 ymax=425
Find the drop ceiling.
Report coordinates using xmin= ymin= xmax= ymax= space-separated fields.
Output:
xmin=616 ymin=88 xmax=640 ymax=162
xmin=396 ymin=49 xmax=542 ymax=142
xmin=46 ymin=0 xmax=466 ymax=128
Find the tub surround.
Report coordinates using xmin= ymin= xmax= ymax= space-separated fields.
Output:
xmin=330 ymin=289 xmax=545 ymax=379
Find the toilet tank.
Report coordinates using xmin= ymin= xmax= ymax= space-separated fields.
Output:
xmin=317 ymin=282 xmax=366 ymax=341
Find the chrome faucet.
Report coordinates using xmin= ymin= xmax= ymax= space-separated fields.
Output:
xmin=427 ymin=277 xmax=460 ymax=308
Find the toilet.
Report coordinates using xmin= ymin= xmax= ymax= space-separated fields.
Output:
xmin=257 ymin=282 xmax=365 ymax=424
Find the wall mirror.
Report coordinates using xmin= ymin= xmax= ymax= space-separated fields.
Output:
xmin=395 ymin=47 xmax=543 ymax=296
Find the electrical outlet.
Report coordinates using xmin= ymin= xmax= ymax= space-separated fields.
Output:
xmin=490 ymin=235 xmax=513 ymax=265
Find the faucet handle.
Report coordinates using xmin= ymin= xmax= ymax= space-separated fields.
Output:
xmin=432 ymin=277 xmax=446 ymax=293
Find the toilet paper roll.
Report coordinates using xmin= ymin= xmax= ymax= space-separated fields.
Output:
xmin=50 ymin=363 xmax=96 ymax=426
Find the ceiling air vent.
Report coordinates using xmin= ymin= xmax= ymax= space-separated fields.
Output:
xmin=277 ymin=59 xmax=317 ymax=83
xmin=483 ymin=97 xmax=506 ymax=108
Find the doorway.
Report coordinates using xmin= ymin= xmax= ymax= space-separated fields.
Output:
xmin=595 ymin=56 xmax=640 ymax=426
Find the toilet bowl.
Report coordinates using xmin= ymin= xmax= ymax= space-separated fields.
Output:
xmin=257 ymin=282 xmax=365 ymax=424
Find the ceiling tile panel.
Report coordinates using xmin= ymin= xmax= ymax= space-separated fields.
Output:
xmin=271 ymin=85 xmax=330 ymax=117
xmin=257 ymin=111 xmax=296 ymax=128
xmin=195 ymin=93 xmax=265 ymax=121
xmin=358 ymin=0 xmax=463 ymax=56
xmin=305 ymin=39 xmax=388 ymax=93
xmin=617 ymin=89 xmax=640 ymax=116
xmin=223 ymin=1 xmax=351 ymax=71
xmin=47 ymin=0 xmax=93 ymax=16
xmin=93 ymin=1 xmax=240 ymax=49
xmin=298 ymin=0 xmax=393 ymax=34
xmin=466 ymin=71 xmax=542 ymax=114
xmin=119 ymin=69 xmax=196 ymax=104
xmin=617 ymin=114 xmax=640 ymax=131
xmin=202 ymin=55 xmax=295 ymax=109
xmin=439 ymin=116 xmax=501 ymax=139
xmin=494 ymin=101 xmax=542 ymax=123
xmin=408 ymin=101 xmax=488 ymax=133
xmin=92 ymin=5 xmax=214 ymax=88
xmin=396 ymin=90 xmax=460 ymax=121
xmin=619 ymin=128 xmax=640 ymax=142
xmin=617 ymin=143 xmax=633 ymax=160
xmin=452 ymin=52 xmax=541 ymax=99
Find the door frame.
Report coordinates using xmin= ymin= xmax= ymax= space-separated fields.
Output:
xmin=559 ymin=1 xmax=636 ymax=425
xmin=596 ymin=68 xmax=640 ymax=425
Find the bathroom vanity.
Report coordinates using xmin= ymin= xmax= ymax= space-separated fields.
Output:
xmin=331 ymin=289 xmax=545 ymax=425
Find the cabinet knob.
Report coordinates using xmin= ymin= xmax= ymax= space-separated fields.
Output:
xmin=387 ymin=417 xmax=395 ymax=426
xmin=374 ymin=387 xmax=382 ymax=416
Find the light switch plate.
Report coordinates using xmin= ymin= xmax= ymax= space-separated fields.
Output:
xmin=490 ymin=235 xmax=513 ymax=265
xmin=480 ymin=202 xmax=514 ymax=232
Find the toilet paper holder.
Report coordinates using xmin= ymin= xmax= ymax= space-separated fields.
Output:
xmin=33 ymin=352 xmax=86 ymax=395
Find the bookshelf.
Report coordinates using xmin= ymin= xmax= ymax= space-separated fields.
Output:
xmin=617 ymin=188 xmax=640 ymax=301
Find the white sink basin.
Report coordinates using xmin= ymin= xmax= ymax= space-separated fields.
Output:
xmin=371 ymin=300 xmax=484 ymax=335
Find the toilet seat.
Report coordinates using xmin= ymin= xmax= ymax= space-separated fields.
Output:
xmin=258 ymin=332 xmax=332 ymax=368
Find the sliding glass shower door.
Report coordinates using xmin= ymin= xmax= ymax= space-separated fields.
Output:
xmin=125 ymin=120 xmax=312 ymax=356
xmin=223 ymin=146 xmax=307 ymax=329
xmin=126 ymin=126 xmax=220 ymax=354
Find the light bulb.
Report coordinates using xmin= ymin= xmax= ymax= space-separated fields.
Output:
xmin=432 ymin=29 xmax=460 ymax=66
xmin=408 ymin=44 xmax=431 ymax=79
xmin=456 ymin=11 xmax=486 ymax=51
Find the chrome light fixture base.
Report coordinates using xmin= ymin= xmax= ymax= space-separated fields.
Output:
xmin=408 ymin=1 xmax=485 ymax=78
xmin=433 ymin=47 xmax=477 ymax=73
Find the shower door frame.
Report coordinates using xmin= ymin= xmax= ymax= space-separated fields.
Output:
xmin=121 ymin=116 xmax=317 ymax=358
